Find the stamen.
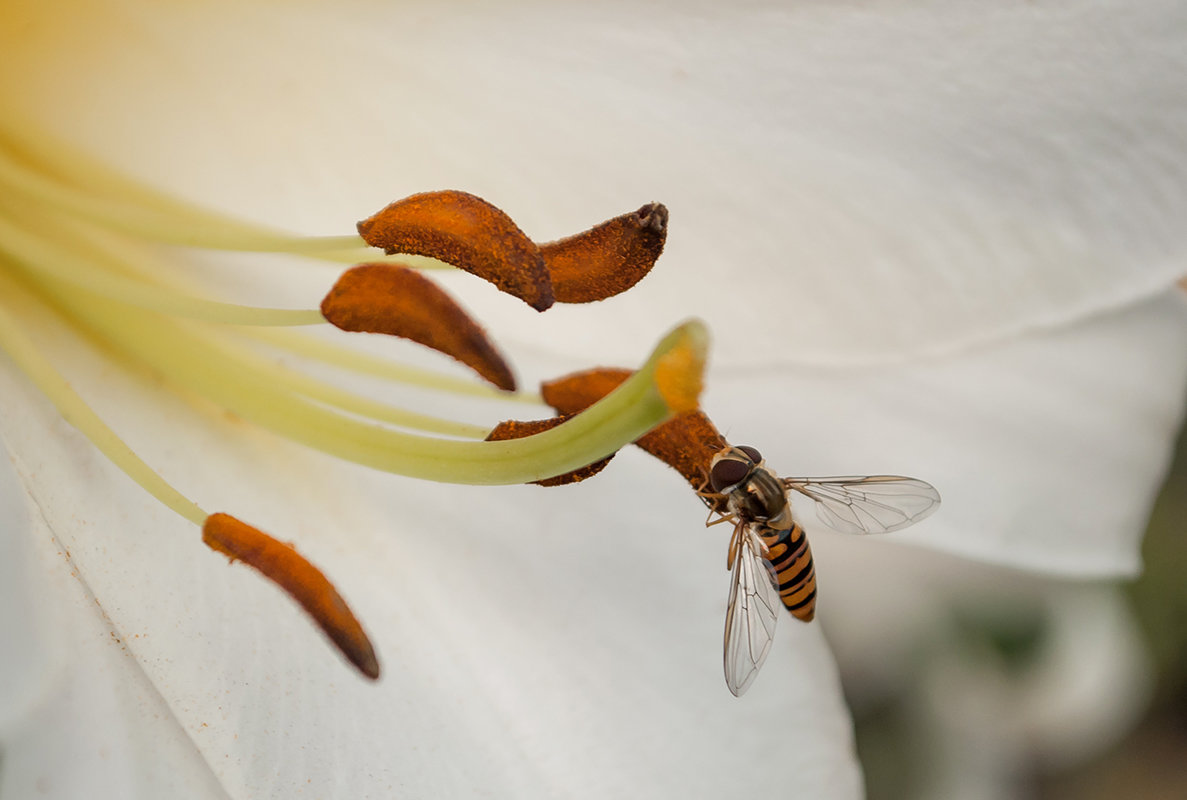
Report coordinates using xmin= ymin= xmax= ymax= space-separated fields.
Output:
xmin=3 ymin=231 xmax=491 ymax=438
xmin=0 ymin=212 xmax=323 ymax=327
xmin=0 ymin=120 xmax=387 ymax=261
xmin=0 ymin=277 xmax=205 ymax=525
xmin=202 ymin=513 xmax=380 ymax=680
xmin=539 ymin=367 xmax=636 ymax=412
xmin=356 ymin=191 xmax=675 ymax=310
xmin=540 ymin=203 xmax=668 ymax=303
xmin=0 ymin=112 xmax=712 ymax=685
xmin=242 ymin=328 xmax=543 ymax=403
xmin=206 ymin=331 xmax=494 ymax=439
xmin=0 ymin=134 xmax=292 ymax=252
xmin=321 ymin=263 xmax=516 ymax=391
xmin=486 ymin=417 xmax=615 ymax=485
xmin=357 ymin=190 xmax=555 ymax=311
xmin=44 ymin=276 xmax=709 ymax=484
xmin=537 ymin=316 xmax=707 ymax=420
xmin=542 ymin=366 xmax=728 ymax=492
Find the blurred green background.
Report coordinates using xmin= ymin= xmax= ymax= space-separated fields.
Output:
xmin=855 ymin=409 xmax=1187 ymax=800
xmin=1041 ymin=413 xmax=1187 ymax=798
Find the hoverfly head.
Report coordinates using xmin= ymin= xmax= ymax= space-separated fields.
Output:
xmin=709 ymin=445 xmax=763 ymax=493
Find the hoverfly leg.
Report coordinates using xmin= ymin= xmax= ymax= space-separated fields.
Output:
xmin=705 ymin=510 xmax=736 ymax=528
xmin=726 ymin=521 xmax=746 ymax=569
xmin=695 ymin=471 xmax=731 ymax=511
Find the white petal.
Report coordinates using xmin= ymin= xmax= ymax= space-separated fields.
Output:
xmin=0 ymin=487 xmax=226 ymax=799
xmin=0 ymin=347 xmax=862 ymax=797
xmin=0 ymin=440 xmax=56 ymax=735
xmin=706 ymin=290 xmax=1187 ymax=576
xmin=3 ymin=1 xmax=1185 ymax=363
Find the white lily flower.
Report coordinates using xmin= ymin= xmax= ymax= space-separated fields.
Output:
xmin=2 ymin=2 xmax=1186 ymax=799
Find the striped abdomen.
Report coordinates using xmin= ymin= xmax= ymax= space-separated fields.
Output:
xmin=760 ymin=522 xmax=817 ymax=622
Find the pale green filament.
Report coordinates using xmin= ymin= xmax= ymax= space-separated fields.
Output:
xmin=0 ymin=116 xmax=706 ymax=527
xmin=43 ymin=274 xmax=703 ymax=484
xmin=0 ymin=212 xmax=324 ymax=326
xmin=272 ymin=368 xmax=492 ymax=439
xmin=0 ymin=120 xmax=349 ymax=256
xmin=0 ymin=284 xmax=206 ymax=525
xmin=0 ymin=119 xmax=451 ymax=267
xmin=0 ymin=133 xmax=508 ymax=407
xmin=243 ymin=328 xmax=543 ymax=403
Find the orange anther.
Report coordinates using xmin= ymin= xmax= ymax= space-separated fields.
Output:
xmin=357 ymin=190 xmax=554 ymax=311
xmin=542 ymin=368 xmax=727 ymax=492
xmin=357 ymin=191 xmax=671 ymax=309
xmin=540 ymin=203 xmax=668 ymax=303
xmin=321 ymin=263 xmax=516 ymax=391
xmin=486 ymin=417 xmax=615 ymax=485
xmin=202 ymin=513 xmax=380 ymax=680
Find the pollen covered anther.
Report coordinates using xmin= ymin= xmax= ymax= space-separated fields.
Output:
xmin=486 ymin=416 xmax=616 ymax=485
xmin=542 ymin=368 xmax=727 ymax=492
xmin=202 ymin=513 xmax=380 ymax=681
xmin=321 ymin=263 xmax=516 ymax=391
xmin=357 ymin=190 xmax=555 ymax=311
xmin=540 ymin=202 xmax=668 ymax=303
xmin=357 ymin=191 xmax=672 ymax=309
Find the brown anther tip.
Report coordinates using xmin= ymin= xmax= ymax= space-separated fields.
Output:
xmin=541 ymin=368 xmax=726 ymax=492
xmin=486 ymin=417 xmax=616 ymax=485
xmin=202 ymin=513 xmax=381 ymax=681
xmin=357 ymin=190 xmax=554 ymax=311
xmin=321 ymin=263 xmax=516 ymax=392
xmin=638 ymin=202 xmax=669 ymax=234
xmin=540 ymin=202 xmax=669 ymax=303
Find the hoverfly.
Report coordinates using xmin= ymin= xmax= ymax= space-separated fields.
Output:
xmin=703 ymin=445 xmax=940 ymax=696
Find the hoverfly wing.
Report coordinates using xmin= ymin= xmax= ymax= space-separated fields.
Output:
xmin=782 ymin=476 xmax=940 ymax=535
xmin=723 ymin=524 xmax=781 ymax=697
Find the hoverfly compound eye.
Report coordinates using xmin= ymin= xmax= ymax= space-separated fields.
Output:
xmin=710 ymin=458 xmax=750 ymax=492
xmin=738 ymin=445 xmax=763 ymax=463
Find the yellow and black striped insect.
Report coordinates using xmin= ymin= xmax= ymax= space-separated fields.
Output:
xmin=704 ymin=445 xmax=940 ymax=696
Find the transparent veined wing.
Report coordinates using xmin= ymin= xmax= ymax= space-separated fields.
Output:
xmin=723 ymin=524 xmax=781 ymax=697
xmin=782 ymin=476 xmax=941 ymax=535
